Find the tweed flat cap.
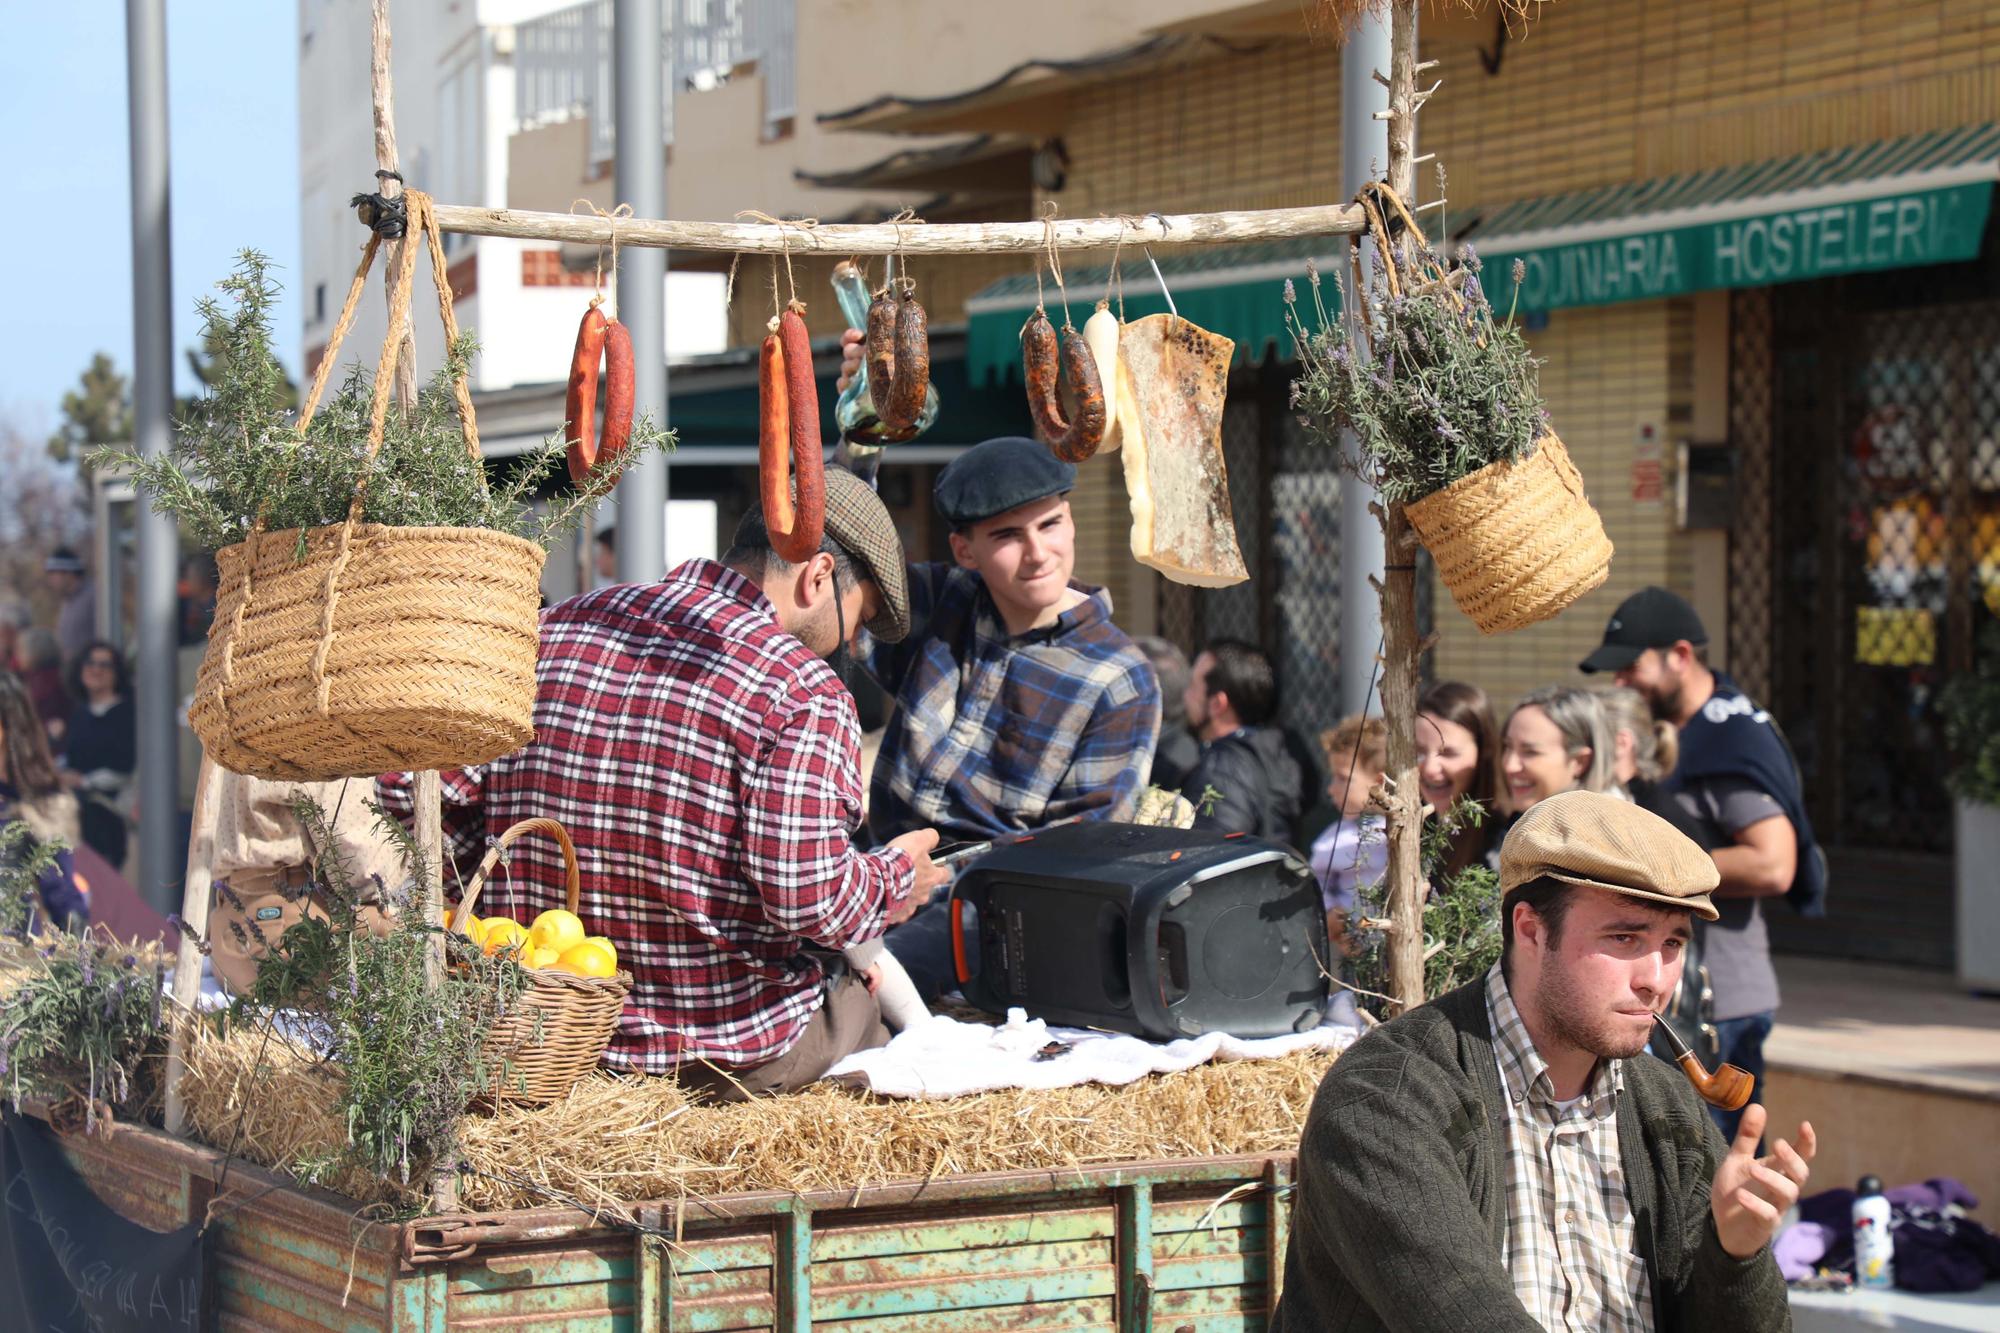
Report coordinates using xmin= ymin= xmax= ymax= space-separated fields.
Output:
xmin=733 ymin=466 xmax=910 ymax=642
xmin=1499 ymin=790 xmax=1720 ymax=921
xmin=933 ymin=436 xmax=1076 ymax=527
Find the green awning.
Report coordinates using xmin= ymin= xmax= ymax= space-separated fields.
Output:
xmin=1464 ymin=123 xmax=2000 ymax=313
xmin=965 ymin=236 xmax=1345 ymax=386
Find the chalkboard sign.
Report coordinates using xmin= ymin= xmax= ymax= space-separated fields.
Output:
xmin=1 ymin=1110 xmax=205 ymax=1332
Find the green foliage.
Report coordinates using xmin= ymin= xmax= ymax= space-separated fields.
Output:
xmin=1941 ymin=624 xmax=2000 ymax=806
xmin=0 ymin=929 xmax=169 ymax=1134
xmin=1347 ymin=797 xmax=1503 ymax=1007
xmin=214 ymin=793 xmax=528 ymax=1189
xmin=1285 ymin=245 xmax=1548 ymax=505
xmin=0 ymin=823 xmax=62 ymax=935
xmin=46 ymin=352 xmax=132 ymax=467
xmin=95 ymin=251 xmax=671 ymax=554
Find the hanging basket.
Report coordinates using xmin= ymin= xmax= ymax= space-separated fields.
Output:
xmin=1404 ymin=432 xmax=1614 ymax=635
xmin=186 ymin=192 xmax=544 ymax=781
xmin=453 ymin=817 xmax=630 ymax=1106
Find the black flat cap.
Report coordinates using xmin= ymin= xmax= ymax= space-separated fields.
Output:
xmin=933 ymin=436 xmax=1076 ymax=527
xmin=1579 ymin=586 xmax=1708 ymax=674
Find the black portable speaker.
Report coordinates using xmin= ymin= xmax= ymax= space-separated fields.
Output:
xmin=947 ymin=822 xmax=1329 ymax=1040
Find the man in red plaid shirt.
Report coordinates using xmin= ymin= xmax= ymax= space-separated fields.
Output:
xmin=380 ymin=470 xmax=946 ymax=1097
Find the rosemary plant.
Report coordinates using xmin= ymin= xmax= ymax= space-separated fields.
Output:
xmin=1286 ymin=245 xmax=1549 ymax=505
xmin=1346 ymin=797 xmax=1503 ymax=1006
xmin=96 ymin=251 xmax=672 ymax=553
xmin=0 ymin=928 xmax=170 ymax=1134
xmin=211 ymin=794 xmax=528 ymax=1192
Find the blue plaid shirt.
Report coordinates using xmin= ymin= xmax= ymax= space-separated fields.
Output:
xmin=863 ymin=563 xmax=1161 ymax=843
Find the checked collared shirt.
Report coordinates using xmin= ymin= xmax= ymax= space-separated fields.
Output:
xmin=862 ymin=563 xmax=1160 ymax=843
xmin=1485 ymin=963 xmax=1656 ymax=1333
xmin=378 ymin=560 xmax=913 ymax=1072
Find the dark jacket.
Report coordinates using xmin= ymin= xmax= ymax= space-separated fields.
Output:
xmin=1183 ymin=725 xmax=1304 ymax=843
xmin=1272 ymin=977 xmax=1791 ymax=1332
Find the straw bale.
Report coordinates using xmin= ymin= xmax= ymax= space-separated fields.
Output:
xmin=175 ymin=1021 xmax=1340 ymax=1215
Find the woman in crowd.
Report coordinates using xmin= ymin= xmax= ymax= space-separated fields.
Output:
xmin=0 ymin=672 xmax=87 ymax=931
xmin=1416 ymin=680 xmax=1500 ymax=879
xmin=60 ymin=640 xmax=136 ymax=871
xmin=1592 ymin=683 xmax=1711 ymax=837
xmin=16 ymin=627 xmax=70 ymax=746
xmin=1496 ymin=684 xmax=1617 ymax=842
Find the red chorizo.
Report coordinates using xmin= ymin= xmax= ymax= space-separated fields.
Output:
xmin=769 ymin=305 xmax=826 ymax=562
xmin=598 ymin=317 xmax=634 ymax=465
xmin=565 ymin=304 xmax=609 ymax=483
xmin=1021 ymin=309 xmax=1106 ymax=462
xmin=865 ymin=290 xmax=898 ymax=420
xmin=759 ymin=326 xmax=796 ymax=537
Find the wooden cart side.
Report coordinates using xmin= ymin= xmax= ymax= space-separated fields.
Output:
xmin=62 ymin=1117 xmax=1296 ymax=1331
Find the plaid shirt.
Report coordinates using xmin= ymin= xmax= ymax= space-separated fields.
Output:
xmin=1486 ymin=963 xmax=1656 ymax=1333
xmin=378 ymin=561 xmax=914 ymax=1072
xmin=861 ymin=563 xmax=1160 ymax=843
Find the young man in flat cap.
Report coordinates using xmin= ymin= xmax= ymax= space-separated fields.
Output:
xmin=1273 ymin=791 xmax=1813 ymax=1332
xmin=854 ymin=432 xmax=1162 ymax=1001
xmin=382 ymin=469 xmax=948 ymax=1097
xmin=1581 ymin=585 xmax=1826 ymax=1138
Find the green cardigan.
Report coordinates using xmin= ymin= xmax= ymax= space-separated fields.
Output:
xmin=1270 ymin=978 xmax=1791 ymax=1332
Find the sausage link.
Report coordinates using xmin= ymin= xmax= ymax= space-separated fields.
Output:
xmin=565 ymin=304 xmax=610 ymax=483
xmin=1048 ymin=326 xmax=1107 ymax=463
xmin=1022 ymin=310 xmax=1067 ymax=441
xmin=883 ymin=291 xmax=930 ymax=435
xmin=759 ymin=328 xmax=796 ymax=536
xmin=865 ymin=291 xmax=898 ymax=424
xmin=771 ymin=306 xmax=827 ymax=562
xmin=599 ymin=318 xmax=635 ymax=464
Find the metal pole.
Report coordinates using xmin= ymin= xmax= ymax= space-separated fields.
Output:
xmin=1339 ymin=9 xmax=1392 ymax=719
xmin=615 ymin=0 xmax=668 ymax=583
xmin=126 ymin=0 xmax=180 ymax=915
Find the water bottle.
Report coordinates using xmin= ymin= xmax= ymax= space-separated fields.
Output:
xmin=830 ymin=261 xmax=939 ymax=445
xmin=1852 ymin=1175 xmax=1895 ymax=1290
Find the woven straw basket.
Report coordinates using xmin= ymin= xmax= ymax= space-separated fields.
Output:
xmin=186 ymin=191 xmax=543 ymax=781
xmin=453 ymin=817 xmax=630 ymax=1106
xmin=1405 ymin=432 xmax=1614 ymax=634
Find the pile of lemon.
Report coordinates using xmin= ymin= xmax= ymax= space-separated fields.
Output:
xmin=452 ymin=907 xmax=620 ymax=978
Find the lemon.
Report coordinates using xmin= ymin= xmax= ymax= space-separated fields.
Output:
xmin=481 ymin=918 xmax=529 ymax=957
xmin=529 ymin=909 xmax=586 ymax=955
xmin=557 ymin=940 xmax=618 ymax=979
xmin=455 ymin=912 xmax=482 ymax=938
xmin=525 ymin=945 xmax=563 ymax=970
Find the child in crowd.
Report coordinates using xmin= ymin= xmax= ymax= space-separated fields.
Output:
xmin=1310 ymin=715 xmax=1387 ymax=1026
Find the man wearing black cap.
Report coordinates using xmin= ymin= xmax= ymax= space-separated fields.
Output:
xmin=43 ymin=547 xmax=94 ymax=668
xmin=859 ymin=434 xmax=1162 ymax=1001
xmin=1580 ymin=585 xmax=1826 ymax=1138
xmin=381 ymin=469 xmax=949 ymax=1097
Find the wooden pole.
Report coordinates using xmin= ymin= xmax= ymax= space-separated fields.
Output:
xmin=427 ymin=199 xmax=1365 ymax=255
xmin=1378 ymin=0 xmax=1428 ymax=1015
xmin=162 ymin=755 xmax=223 ymax=1137
xmin=367 ymin=0 xmax=454 ymax=1212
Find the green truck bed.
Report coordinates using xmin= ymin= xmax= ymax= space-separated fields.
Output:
xmin=63 ymin=1119 xmax=1294 ymax=1330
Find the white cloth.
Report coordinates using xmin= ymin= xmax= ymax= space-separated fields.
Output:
xmin=825 ymin=1005 xmax=1358 ymax=1099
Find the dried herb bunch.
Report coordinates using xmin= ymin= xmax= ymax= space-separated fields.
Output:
xmin=96 ymin=251 xmax=671 ymax=553
xmin=1286 ymin=243 xmax=1548 ymax=505
xmin=211 ymin=793 xmax=527 ymax=1191
xmin=1346 ymin=797 xmax=1503 ymax=1007
xmin=0 ymin=925 xmax=170 ymax=1134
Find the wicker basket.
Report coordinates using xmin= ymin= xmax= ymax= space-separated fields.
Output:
xmin=186 ymin=192 xmax=544 ymax=781
xmin=455 ymin=817 xmax=630 ymax=1107
xmin=1404 ymin=432 xmax=1614 ymax=635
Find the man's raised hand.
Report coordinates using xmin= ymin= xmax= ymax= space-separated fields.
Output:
xmin=1710 ymin=1104 xmax=1817 ymax=1259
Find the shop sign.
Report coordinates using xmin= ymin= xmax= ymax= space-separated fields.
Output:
xmin=1485 ymin=182 xmax=1995 ymax=313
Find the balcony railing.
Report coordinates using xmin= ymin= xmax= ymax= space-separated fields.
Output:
xmin=515 ymin=0 xmax=797 ymax=165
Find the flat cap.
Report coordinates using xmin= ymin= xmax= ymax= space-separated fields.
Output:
xmin=933 ymin=436 xmax=1076 ymax=527
xmin=43 ymin=547 xmax=84 ymax=575
xmin=733 ymin=466 xmax=911 ymax=642
xmin=1500 ymin=790 xmax=1720 ymax=921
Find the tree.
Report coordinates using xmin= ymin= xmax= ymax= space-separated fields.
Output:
xmin=2 ymin=415 xmax=91 ymax=626
xmin=46 ymin=353 xmax=132 ymax=465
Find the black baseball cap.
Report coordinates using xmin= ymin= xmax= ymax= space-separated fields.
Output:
xmin=933 ymin=436 xmax=1076 ymax=528
xmin=1578 ymin=586 xmax=1708 ymax=674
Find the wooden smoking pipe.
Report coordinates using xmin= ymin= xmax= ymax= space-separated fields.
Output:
xmin=1652 ymin=1013 xmax=1755 ymax=1112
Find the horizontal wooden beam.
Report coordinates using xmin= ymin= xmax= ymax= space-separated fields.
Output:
xmin=427 ymin=201 xmax=1364 ymax=256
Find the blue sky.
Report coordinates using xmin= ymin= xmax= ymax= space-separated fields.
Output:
xmin=0 ymin=4 xmax=300 ymax=438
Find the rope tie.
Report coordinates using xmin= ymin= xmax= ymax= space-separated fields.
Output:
xmin=348 ymin=169 xmax=407 ymax=239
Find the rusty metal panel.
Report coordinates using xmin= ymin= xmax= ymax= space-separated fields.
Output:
xmin=58 ymin=1131 xmax=191 ymax=1232
xmin=448 ymin=1239 xmax=633 ymax=1326
xmin=811 ymin=1300 xmax=1118 ymax=1332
